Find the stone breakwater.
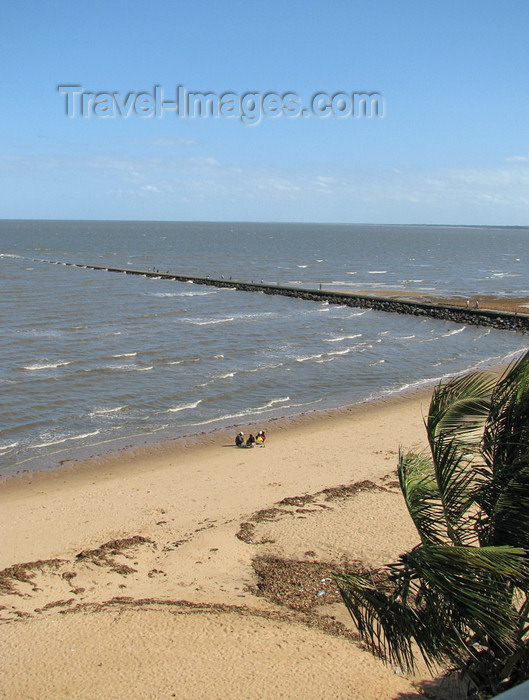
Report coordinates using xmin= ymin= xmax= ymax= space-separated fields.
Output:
xmin=46 ymin=261 xmax=529 ymax=333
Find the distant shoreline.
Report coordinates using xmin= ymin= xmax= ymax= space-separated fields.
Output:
xmin=1 ymin=217 xmax=528 ymax=230
xmin=350 ymin=289 xmax=529 ymax=315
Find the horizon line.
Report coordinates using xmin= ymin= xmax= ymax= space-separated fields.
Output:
xmin=1 ymin=218 xmax=527 ymax=230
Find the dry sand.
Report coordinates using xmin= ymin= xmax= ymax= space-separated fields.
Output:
xmin=353 ymin=290 xmax=529 ymax=315
xmin=0 ymin=388 xmax=468 ymax=699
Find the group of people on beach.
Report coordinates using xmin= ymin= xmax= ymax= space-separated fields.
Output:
xmin=235 ymin=430 xmax=266 ymax=448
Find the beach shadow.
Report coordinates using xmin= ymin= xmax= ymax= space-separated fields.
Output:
xmin=393 ymin=673 xmax=467 ymax=699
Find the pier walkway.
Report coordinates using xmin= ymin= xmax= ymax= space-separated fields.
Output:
xmin=48 ymin=261 xmax=529 ymax=333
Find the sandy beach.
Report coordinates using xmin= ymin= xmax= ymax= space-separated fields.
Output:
xmin=354 ymin=291 xmax=529 ymax=315
xmin=0 ymin=387 xmax=473 ymax=698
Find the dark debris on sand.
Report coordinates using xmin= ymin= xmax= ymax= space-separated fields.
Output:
xmin=251 ymin=556 xmax=365 ymax=613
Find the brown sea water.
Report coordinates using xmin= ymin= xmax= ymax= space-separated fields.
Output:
xmin=1 ymin=220 xmax=528 ymax=477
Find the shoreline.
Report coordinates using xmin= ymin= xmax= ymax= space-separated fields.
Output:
xmin=0 ymin=362 xmax=514 ymax=697
xmin=0 ymin=382 xmax=468 ymax=698
xmin=3 ymin=287 xmax=527 ymax=484
xmin=0 ymin=383 xmax=438 ymax=560
xmin=1 ymin=382 xmax=438 ymax=489
xmin=3 ymin=347 xmax=515 ymax=486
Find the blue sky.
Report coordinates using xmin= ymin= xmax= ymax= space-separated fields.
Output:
xmin=1 ymin=0 xmax=528 ymax=225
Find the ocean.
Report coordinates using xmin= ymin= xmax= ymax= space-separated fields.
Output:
xmin=1 ymin=220 xmax=528 ymax=479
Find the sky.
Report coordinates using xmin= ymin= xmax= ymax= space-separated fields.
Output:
xmin=1 ymin=0 xmax=529 ymax=225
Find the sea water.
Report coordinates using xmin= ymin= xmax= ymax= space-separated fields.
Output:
xmin=1 ymin=220 xmax=528 ymax=478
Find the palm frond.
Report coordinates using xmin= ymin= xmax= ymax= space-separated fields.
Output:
xmin=336 ymin=567 xmax=440 ymax=672
xmin=483 ymin=353 xmax=529 ymax=484
xmin=399 ymin=450 xmax=447 ymax=544
xmin=429 ymin=433 xmax=479 ymax=545
xmin=336 ymin=542 xmax=529 ymax=674
xmin=340 ymin=351 xmax=529 ymax=695
xmin=423 ymin=370 xmax=496 ymax=546
xmin=407 ymin=544 xmax=529 ymax=651
xmin=493 ymin=462 xmax=529 ymax=552
xmin=427 ymin=370 xmax=495 ymax=445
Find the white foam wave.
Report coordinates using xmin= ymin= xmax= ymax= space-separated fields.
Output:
xmin=112 ymin=352 xmax=137 ymax=358
xmin=167 ymin=358 xmax=200 ymax=365
xmin=92 ymin=406 xmax=126 ymax=414
xmin=327 ymin=348 xmax=351 ymax=356
xmin=30 ymin=430 xmax=101 ymax=449
xmin=235 ymin=312 xmax=275 ymax=321
xmin=325 ymin=334 xmax=362 ymax=342
xmin=442 ymin=327 xmax=466 ymax=337
xmin=197 ymin=370 xmax=238 ymax=388
xmin=22 ymin=361 xmax=71 ymax=371
xmin=166 ymin=400 xmax=202 ymax=413
xmin=188 ymin=317 xmax=235 ymax=326
xmin=0 ymin=442 xmax=18 ymax=454
xmin=247 ymin=362 xmax=284 ymax=372
xmin=265 ymin=397 xmax=290 ymax=407
xmin=97 ymin=363 xmax=153 ymax=372
xmin=181 ymin=396 xmax=291 ymax=426
xmin=368 ymin=270 xmax=388 ymax=274
xmin=296 ymin=353 xmax=323 ymax=362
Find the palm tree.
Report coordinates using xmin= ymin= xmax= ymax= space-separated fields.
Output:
xmin=336 ymin=351 xmax=529 ymax=698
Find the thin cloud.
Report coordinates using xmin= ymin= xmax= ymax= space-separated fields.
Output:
xmin=188 ymin=156 xmax=220 ymax=166
xmin=504 ymin=154 xmax=529 ymax=163
xmin=123 ymin=138 xmax=197 ymax=146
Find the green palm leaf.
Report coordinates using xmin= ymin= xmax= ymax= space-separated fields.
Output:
xmin=493 ymin=462 xmax=529 ymax=551
xmin=426 ymin=370 xmax=494 ymax=444
xmin=337 ymin=544 xmax=529 ymax=674
xmin=429 ymin=434 xmax=478 ymax=545
xmin=337 ymin=350 xmax=529 ymax=696
xmin=483 ymin=354 xmax=529 ymax=482
xmin=399 ymin=450 xmax=447 ymax=544
xmin=407 ymin=545 xmax=529 ymax=649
